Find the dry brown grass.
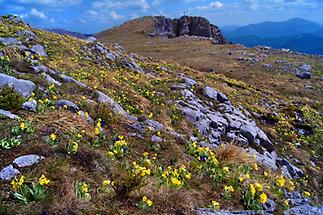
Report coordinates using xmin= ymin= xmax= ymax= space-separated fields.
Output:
xmin=33 ymin=110 xmax=95 ymax=138
xmin=215 ymin=143 xmax=252 ymax=166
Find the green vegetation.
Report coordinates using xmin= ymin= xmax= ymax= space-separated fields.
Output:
xmin=0 ymin=86 xmax=24 ymax=111
xmin=0 ymin=15 xmax=321 ymax=214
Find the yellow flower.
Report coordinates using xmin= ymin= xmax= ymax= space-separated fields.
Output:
xmin=50 ymin=133 xmax=57 ymax=141
xmin=259 ymin=193 xmax=268 ymax=204
xmin=103 ymin=180 xmax=111 ymax=186
xmin=249 ymin=184 xmax=256 ymax=196
xmin=142 ymin=196 xmax=148 ymax=202
xmin=239 ymin=177 xmax=244 ymax=182
xmin=147 ymin=200 xmax=153 ymax=207
xmin=224 ymin=185 xmax=234 ymax=192
xmin=254 ymin=183 xmax=263 ymax=191
xmin=185 ymin=172 xmax=191 ymax=180
xmin=11 ymin=175 xmax=25 ymax=191
xmin=72 ymin=142 xmax=78 ymax=153
xmin=283 ymin=199 xmax=289 ymax=206
xmin=171 ymin=177 xmax=182 ymax=187
xmin=20 ymin=122 xmax=25 ymax=130
xmin=263 ymin=171 xmax=268 ymax=177
xmin=77 ymin=133 xmax=83 ymax=138
xmin=143 ymin=152 xmax=149 ymax=157
xmin=211 ymin=200 xmax=220 ymax=207
xmin=223 ymin=167 xmax=229 ymax=173
xmin=39 ymin=175 xmax=50 ymax=186
xmin=107 ymin=151 xmax=114 ymax=157
xmin=63 ymin=105 xmax=68 ymax=109
xmin=81 ymin=183 xmax=88 ymax=193
xmin=253 ymin=163 xmax=258 ymax=171
xmin=303 ymin=191 xmax=311 ymax=197
xmin=94 ymin=127 xmax=100 ymax=135
xmin=245 ymin=173 xmax=250 ymax=180
xmin=148 ymin=113 xmax=153 ymax=119
xmin=276 ymin=175 xmax=286 ymax=187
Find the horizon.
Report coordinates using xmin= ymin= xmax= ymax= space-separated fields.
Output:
xmin=0 ymin=0 xmax=323 ymax=34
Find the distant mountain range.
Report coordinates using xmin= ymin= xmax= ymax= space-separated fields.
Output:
xmin=46 ymin=28 xmax=92 ymax=39
xmin=222 ymin=18 xmax=323 ymax=55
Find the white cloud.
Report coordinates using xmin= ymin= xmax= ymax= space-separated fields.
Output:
xmin=110 ymin=11 xmax=123 ymax=20
xmin=30 ymin=8 xmax=47 ymax=19
xmin=196 ymin=1 xmax=224 ymax=10
xmin=92 ymin=0 xmax=149 ymax=10
xmin=18 ymin=0 xmax=81 ymax=7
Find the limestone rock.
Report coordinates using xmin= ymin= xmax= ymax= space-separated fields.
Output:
xmin=31 ymin=44 xmax=47 ymax=56
xmin=55 ymin=100 xmax=79 ymax=112
xmin=13 ymin=154 xmax=44 ymax=168
xmin=0 ymin=73 xmax=35 ymax=98
xmin=22 ymin=99 xmax=37 ymax=112
xmin=0 ymin=109 xmax=19 ymax=119
xmin=0 ymin=165 xmax=20 ymax=181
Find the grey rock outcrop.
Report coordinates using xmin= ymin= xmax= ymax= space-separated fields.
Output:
xmin=0 ymin=109 xmax=19 ymax=119
xmin=31 ymin=44 xmax=47 ymax=56
xmin=0 ymin=165 xmax=20 ymax=181
xmin=283 ymin=204 xmax=323 ymax=215
xmin=55 ymin=100 xmax=79 ymax=112
xmin=0 ymin=73 xmax=35 ymax=98
xmin=13 ymin=155 xmax=44 ymax=168
xmin=150 ymin=16 xmax=227 ymax=44
xmin=22 ymin=99 xmax=37 ymax=112
xmin=0 ymin=37 xmax=22 ymax=46
xmin=174 ymin=76 xmax=303 ymax=179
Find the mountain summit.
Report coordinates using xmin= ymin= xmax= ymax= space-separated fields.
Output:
xmin=149 ymin=16 xmax=227 ymax=44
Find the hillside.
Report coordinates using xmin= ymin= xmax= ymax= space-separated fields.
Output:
xmin=0 ymin=15 xmax=323 ymax=215
xmin=96 ymin=16 xmax=323 ymax=102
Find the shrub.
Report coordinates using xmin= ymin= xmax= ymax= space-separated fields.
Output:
xmin=0 ymin=86 xmax=24 ymax=111
xmin=0 ymin=56 xmax=13 ymax=75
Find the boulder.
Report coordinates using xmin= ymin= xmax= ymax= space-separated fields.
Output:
xmin=151 ymin=135 xmax=162 ymax=143
xmin=0 ymin=165 xmax=20 ymax=181
xmin=0 ymin=109 xmax=19 ymax=119
xmin=277 ymin=158 xmax=304 ymax=179
xmin=0 ymin=73 xmax=35 ymax=98
xmin=43 ymin=73 xmax=62 ymax=86
xmin=283 ymin=204 xmax=323 ymax=215
xmin=22 ymin=99 xmax=37 ymax=112
xmin=55 ymin=100 xmax=79 ymax=112
xmin=13 ymin=154 xmax=44 ymax=168
xmin=0 ymin=37 xmax=22 ymax=46
xmin=240 ymin=123 xmax=258 ymax=143
xmin=31 ymin=44 xmax=47 ymax=56
xmin=299 ymin=64 xmax=312 ymax=73
xmin=86 ymin=37 xmax=97 ymax=43
xmin=296 ymin=72 xmax=311 ymax=79
xmin=196 ymin=208 xmax=272 ymax=215
xmin=204 ymin=86 xmax=228 ymax=103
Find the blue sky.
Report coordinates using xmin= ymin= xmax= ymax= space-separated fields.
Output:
xmin=0 ymin=0 xmax=322 ymax=33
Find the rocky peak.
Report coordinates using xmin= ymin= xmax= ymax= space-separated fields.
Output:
xmin=149 ymin=16 xmax=227 ymax=44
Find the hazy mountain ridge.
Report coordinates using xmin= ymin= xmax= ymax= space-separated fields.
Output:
xmin=46 ymin=28 xmax=92 ymax=39
xmin=223 ymin=18 xmax=323 ymax=55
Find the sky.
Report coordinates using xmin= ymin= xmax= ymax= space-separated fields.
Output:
xmin=0 ymin=0 xmax=322 ymax=34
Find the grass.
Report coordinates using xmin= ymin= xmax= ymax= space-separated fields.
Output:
xmin=0 ymin=15 xmax=322 ymax=214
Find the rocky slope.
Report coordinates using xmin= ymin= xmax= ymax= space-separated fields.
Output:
xmin=149 ymin=16 xmax=227 ymax=44
xmin=0 ymin=15 xmax=322 ymax=214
